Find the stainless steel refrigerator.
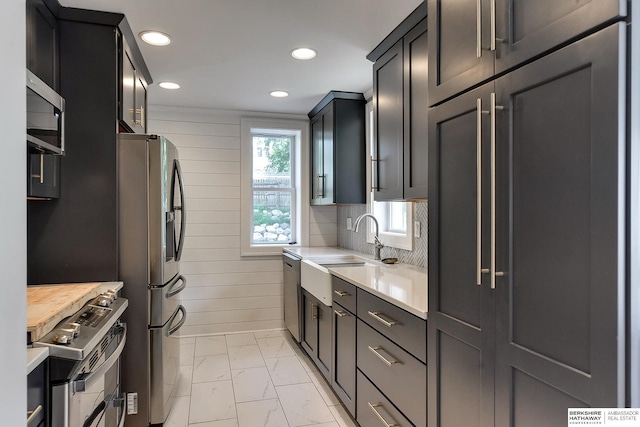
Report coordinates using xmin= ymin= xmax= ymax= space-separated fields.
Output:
xmin=117 ymin=134 xmax=187 ymax=426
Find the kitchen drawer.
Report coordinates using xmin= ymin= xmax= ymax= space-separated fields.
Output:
xmin=357 ymin=320 xmax=426 ymax=427
xmin=332 ymin=275 xmax=356 ymax=314
xmin=27 ymin=359 xmax=47 ymax=426
xmin=357 ymin=288 xmax=427 ymax=363
xmin=357 ymin=369 xmax=413 ymax=427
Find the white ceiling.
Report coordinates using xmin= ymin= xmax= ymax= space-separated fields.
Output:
xmin=59 ymin=0 xmax=423 ymax=115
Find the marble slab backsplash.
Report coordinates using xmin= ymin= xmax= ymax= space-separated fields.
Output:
xmin=337 ymin=202 xmax=427 ymax=268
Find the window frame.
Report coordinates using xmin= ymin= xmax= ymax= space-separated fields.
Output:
xmin=240 ymin=118 xmax=309 ymax=256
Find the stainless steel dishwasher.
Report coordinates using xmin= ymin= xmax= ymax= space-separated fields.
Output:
xmin=283 ymin=252 xmax=302 ymax=342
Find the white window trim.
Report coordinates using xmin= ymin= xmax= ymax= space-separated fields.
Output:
xmin=365 ymin=101 xmax=414 ymax=251
xmin=240 ymin=118 xmax=309 ymax=256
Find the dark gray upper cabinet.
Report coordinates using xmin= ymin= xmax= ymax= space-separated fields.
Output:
xmin=26 ymin=0 xmax=62 ymax=201
xmin=372 ymin=41 xmax=404 ymax=201
xmin=27 ymin=7 xmax=151 ymax=284
xmin=369 ymin=5 xmax=428 ymax=201
xmin=28 ymin=153 xmax=60 ymax=200
xmin=27 ymin=359 xmax=48 ymax=427
xmin=26 ymin=0 xmax=59 ymax=91
xmin=428 ymin=23 xmax=627 ymax=427
xmin=403 ymin=22 xmax=429 ymax=200
xmin=428 ymin=0 xmax=626 ymax=105
xmin=121 ymin=37 xmax=148 ymax=134
xmin=308 ymin=92 xmax=366 ymax=205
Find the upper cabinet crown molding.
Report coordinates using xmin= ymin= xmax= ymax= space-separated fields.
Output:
xmin=367 ymin=2 xmax=427 ymax=63
xmin=55 ymin=6 xmax=152 ymax=85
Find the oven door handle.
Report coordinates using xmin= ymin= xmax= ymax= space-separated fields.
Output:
xmin=74 ymin=323 xmax=127 ymax=393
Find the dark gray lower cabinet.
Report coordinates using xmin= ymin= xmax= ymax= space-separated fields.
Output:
xmin=27 ymin=359 xmax=48 ymax=427
xmin=428 ymin=22 xmax=626 ymax=427
xmin=332 ymin=302 xmax=356 ymax=417
xmin=357 ymin=370 xmax=413 ymax=427
xmin=357 ymin=320 xmax=427 ymax=427
xmin=301 ymin=289 xmax=332 ymax=380
xmin=428 ymin=81 xmax=495 ymax=427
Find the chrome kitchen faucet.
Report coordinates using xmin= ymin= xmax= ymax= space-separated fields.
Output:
xmin=353 ymin=213 xmax=384 ymax=260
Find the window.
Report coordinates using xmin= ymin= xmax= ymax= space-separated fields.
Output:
xmin=241 ymin=118 xmax=308 ymax=256
xmin=366 ymin=102 xmax=414 ymax=250
xmin=251 ymin=134 xmax=295 ymax=245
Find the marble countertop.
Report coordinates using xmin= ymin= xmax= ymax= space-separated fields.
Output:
xmin=27 ymin=347 xmax=49 ymax=374
xmin=283 ymin=247 xmax=427 ymax=319
xmin=330 ymin=263 xmax=427 ymax=319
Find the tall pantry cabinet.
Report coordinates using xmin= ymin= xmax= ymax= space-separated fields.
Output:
xmin=27 ymin=4 xmax=151 ymax=284
xmin=427 ymin=1 xmax=629 ymax=426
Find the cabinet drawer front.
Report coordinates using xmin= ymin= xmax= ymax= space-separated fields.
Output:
xmin=357 ymin=320 xmax=426 ymax=427
xmin=357 ymin=289 xmax=427 ymax=362
xmin=27 ymin=360 xmax=46 ymax=426
xmin=332 ymin=276 xmax=356 ymax=313
xmin=357 ymin=369 xmax=413 ymax=427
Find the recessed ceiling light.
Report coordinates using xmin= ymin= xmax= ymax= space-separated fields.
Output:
xmin=159 ymin=82 xmax=180 ymax=90
xmin=139 ymin=31 xmax=171 ymax=46
xmin=270 ymin=90 xmax=289 ymax=98
xmin=291 ymin=47 xmax=316 ymax=60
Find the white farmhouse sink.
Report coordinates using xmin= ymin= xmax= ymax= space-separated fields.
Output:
xmin=301 ymin=256 xmax=366 ymax=305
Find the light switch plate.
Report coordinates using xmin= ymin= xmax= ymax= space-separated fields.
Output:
xmin=414 ymin=221 xmax=421 ymax=238
xmin=347 ymin=217 xmax=352 ymax=230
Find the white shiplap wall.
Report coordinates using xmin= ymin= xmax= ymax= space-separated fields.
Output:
xmin=148 ymin=105 xmax=337 ymax=335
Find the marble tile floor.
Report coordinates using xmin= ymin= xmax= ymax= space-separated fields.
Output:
xmin=165 ymin=329 xmax=358 ymax=427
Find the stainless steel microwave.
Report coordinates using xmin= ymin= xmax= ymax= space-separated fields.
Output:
xmin=26 ymin=69 xmax=65 ymax=155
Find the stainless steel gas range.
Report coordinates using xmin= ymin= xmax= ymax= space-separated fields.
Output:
xmin=34 ymin=290 xmax=128 ymax=427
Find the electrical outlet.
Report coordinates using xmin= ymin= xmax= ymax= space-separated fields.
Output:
xmin=414 ymin=221 xmax=421 ymax=238
xmin=347 ymin=217 xmax=352 ymax=230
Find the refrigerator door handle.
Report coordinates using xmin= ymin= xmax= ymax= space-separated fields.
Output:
xmin=166 ymin=305 xmax=186 ymax=337
xmin=166 ymin=275 xmax=187 ymax=298
xmin=172 ymin=159 xmax=187 ymax=262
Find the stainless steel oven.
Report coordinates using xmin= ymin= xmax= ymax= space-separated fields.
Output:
xmin=34 ymin=290 xmax=128 ymax=427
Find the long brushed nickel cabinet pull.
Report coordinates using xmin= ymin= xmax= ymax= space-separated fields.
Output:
xmin=368 ymin=402 xmax=400 ymax=427
xmin=476 ymin=0 xmax=483 ymax=58
xmin=368 ymin=311 xmax=399 ymax=327
xmin=477 ymin=98 xmax=483 ymax=285
xmin=490 ymin=92 xmax=505 ymax=289
xmin=368 ymin=345 xmax=399 ymax=366
xmin=27 ymin=405 xmax=42 ymax=425
xmin=478 ymin=98 xmax=491 ymax=286
xmin=490 ymin=0 xmax=497 ymax=51
xmin=371 ymin=156 xmax=379 ymax=191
